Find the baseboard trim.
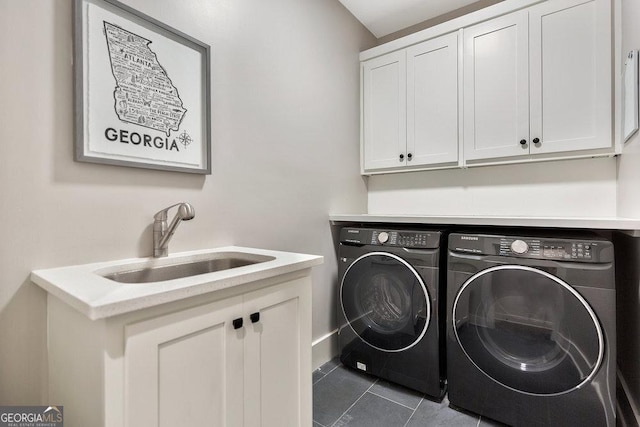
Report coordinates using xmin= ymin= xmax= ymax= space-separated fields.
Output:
xmin=312 ymin=329 xmax=338 ymax=370
xmin=618 ymin=368 xmax=640 ymax=427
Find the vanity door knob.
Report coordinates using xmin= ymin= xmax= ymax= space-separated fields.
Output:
xmin=520 ymin=139 xmax=527 ymax=146
xmin=233 ymin=318 xmax=244 ymax=330
xmin=250 ymin=312 xmax=260 ymax=323
xmin=399 ymin=154 xmax=405 ymax=162
xmin=407 ymin=153 xmax=413 ymax=161
xmin=533 ymin=138 xmax=540 ymax=144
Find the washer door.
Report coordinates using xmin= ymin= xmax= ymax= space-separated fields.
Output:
xmin=341 ymin=252 xmax=431 ymax=352
xmin=453 ymin=265 xmax=604 ymax=395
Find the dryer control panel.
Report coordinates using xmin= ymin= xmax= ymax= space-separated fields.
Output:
xmin=449 ymin=233 xmax=614 ymax=263
xmin=340 ymin=228 xmax=440 ymax=249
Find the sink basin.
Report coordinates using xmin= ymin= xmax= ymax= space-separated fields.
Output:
xmin=101 ymin=253 xmax=274 ymax=284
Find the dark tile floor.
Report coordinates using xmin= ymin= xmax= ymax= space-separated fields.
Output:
xmin=313 ymin=358 xmax=506 ymax=427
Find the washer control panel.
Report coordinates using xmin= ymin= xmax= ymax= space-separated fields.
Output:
xmin=340 ymin=228 xmax=440 ymax=249
xmin=449 ymin=233 xmax=613 ymax=263
xmin=372 ymin=230 xmax=433 ymax=248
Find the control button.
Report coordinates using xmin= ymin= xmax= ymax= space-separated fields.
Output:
xmin=511 ymin=240 xmax=529 ymax=254
xmin=378 ymin=232 xmax=389 ymax=244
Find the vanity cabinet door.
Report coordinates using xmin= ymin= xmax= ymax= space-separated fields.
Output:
xmin=463 ymin=10 xmax=530 ymax=161
xmin=123 ymin=275 xmax=312 ymax=427
xmin=124 ymin=296 xmax=244 ymax=427
xmin=243 ymin=278 xmax=312 ymax=427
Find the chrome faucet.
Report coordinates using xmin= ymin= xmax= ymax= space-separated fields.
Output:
xmin=153 ymin=202 xmax=195 ymax=257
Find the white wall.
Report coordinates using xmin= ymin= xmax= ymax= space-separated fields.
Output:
xmin=616 ymin=0 xmax=640 ymax=422
xmin=0 ymin=0 xmax=374 ymax=403
xmin=369 ymin=157 xmax=618 ymax=217
xmin=618 ymin=0 xmax=640 ymax=218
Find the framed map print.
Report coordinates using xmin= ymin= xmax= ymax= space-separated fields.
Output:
xmin=74 ymin=0 xmax=211 ymax=174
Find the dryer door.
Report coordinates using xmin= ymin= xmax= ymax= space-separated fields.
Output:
xmin=453 ymin=265 xmax=604 ymax=395
xmin=341 ymin=252 xmax=431 ymax=352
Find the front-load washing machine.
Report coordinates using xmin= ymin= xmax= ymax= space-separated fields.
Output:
xmin=447 ymin=232 xmax=616 ymax=426
xmin=337 ymin=227 xmax=446 ymax=399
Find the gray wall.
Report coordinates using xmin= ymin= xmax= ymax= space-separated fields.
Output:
xmin=0 ymin=0 xmax=375 ymax=403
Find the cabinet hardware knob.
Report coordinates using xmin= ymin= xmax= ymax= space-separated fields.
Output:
xmin=250 ymin=312 xmax=260 ymax=323
xmin=233 ymin=318 xmax=243 ymax=330
xmin=407 ymin=153 xmax=413 ymax=160
xmin=533 ymin=138 xmax=540 ymax=144
xmin=399 ymin=154 xmax=404 ymax=161
xmin=519 ymin=139 xmax=527 ymax=145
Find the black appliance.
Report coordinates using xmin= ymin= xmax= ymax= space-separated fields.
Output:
xmin=337 ymin=227 xmax=446 ymax=399
xmin=447 ymin=232 xmax=616 ymax=426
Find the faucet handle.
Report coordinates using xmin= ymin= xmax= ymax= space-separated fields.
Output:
xmin=154 ymin=202 xmax=194 ymax=221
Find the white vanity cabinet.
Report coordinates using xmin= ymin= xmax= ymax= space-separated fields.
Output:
xmin=463 ymin=0 xmax=612 ymax=163
xmin=34 ymin=247 xmax=322 ymax=427
xmin=362 ymin=32 xmax=459 ymax=173
xmin=125 ymin=277 xmax=310 ymax=427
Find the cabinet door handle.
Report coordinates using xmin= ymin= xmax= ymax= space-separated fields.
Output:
xmin=232 ymin=317 xmax=243 ymax=330
xmin=399 ymin=154 xmax=404 ymax=162
xmin=407 ymin=153 xmax=413 ymax=161
xmin=250 ymin=312 xmax=260 ymax=323
xmin=533 ymin=137 xmax=540 ymax=144
xmin=519 ymin=139 xmax=527 ymax=146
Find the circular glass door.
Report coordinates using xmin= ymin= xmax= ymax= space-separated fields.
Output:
xmin=340 ymin=252 xmax=430 ymax=352
xmin=453 ymin=265 xmax=604 ymax=395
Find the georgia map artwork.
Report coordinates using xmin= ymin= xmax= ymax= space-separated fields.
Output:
xmin=103 ymin=21 xmax=189 ymax=145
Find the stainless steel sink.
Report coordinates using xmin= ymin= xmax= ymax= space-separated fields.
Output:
xmin=102 ymin=254 xmax=274 ymax=283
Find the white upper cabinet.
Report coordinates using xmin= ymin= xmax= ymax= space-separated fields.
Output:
xmin=464 ymin=0 xmax=612 ymax=163
xmin=407 ymin=32 xmax=459 ymax=166
xmin=463 ymin=11 xmax=530 ymax=161
xmin=361 ymin=0 xmax=615 ymax=173
xmin=362 ymin=32 xmax=459 ymax=173
xmin=529 ymin=0 xmax=611 ymax=155
xmin=362 ymin=50 xmax=407 ymax=171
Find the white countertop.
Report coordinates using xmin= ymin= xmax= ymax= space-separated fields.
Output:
xmin=330 ymin=214 xmax=640 ymax=231
xmin=31 ymin=246 xmax=323 ymax=320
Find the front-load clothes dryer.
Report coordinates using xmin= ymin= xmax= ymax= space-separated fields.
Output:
xmin=447 ymin=232 xmax=616 ymax=426
xmin=337 ymin=227 xmax=446 ymax=399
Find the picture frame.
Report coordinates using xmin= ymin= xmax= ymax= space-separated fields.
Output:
xmin=74 ymin=0 xmax=211 ymax=174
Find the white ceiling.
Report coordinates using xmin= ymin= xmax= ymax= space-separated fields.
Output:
xmin=339 ymin=0 xmax=481 ymax=38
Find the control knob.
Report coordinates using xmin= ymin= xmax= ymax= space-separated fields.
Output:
xmin=378 ymin=232 xmax=389 ymax=244
xmin=511 ymin=240 xmax=528 ymax=254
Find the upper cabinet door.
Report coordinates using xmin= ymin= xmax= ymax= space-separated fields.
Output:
xmin=362 ymin=51 xmax=407 ymax=171
xmin=529 ymin=0 xmax=611 ymax=154
xmin=407 ymin=32 xmax=459 ymax=166
xmin=463 ymin=11 xmax=530 ymax=161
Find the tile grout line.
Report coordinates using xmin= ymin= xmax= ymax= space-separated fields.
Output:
xmin=326 ymin=362 xmax=343 ymax=376
xmin=312 ymin=371 xmax=327 ymax=386
xmin=329 ymin=378 xmax=379 ymax=427
xmin=402 ymin=396 xmax=425 ymax=427
xmin=313 ymin=362 xmax=343 ymax=386
xmin=366 ymin=389 xmax=422 ymax=411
